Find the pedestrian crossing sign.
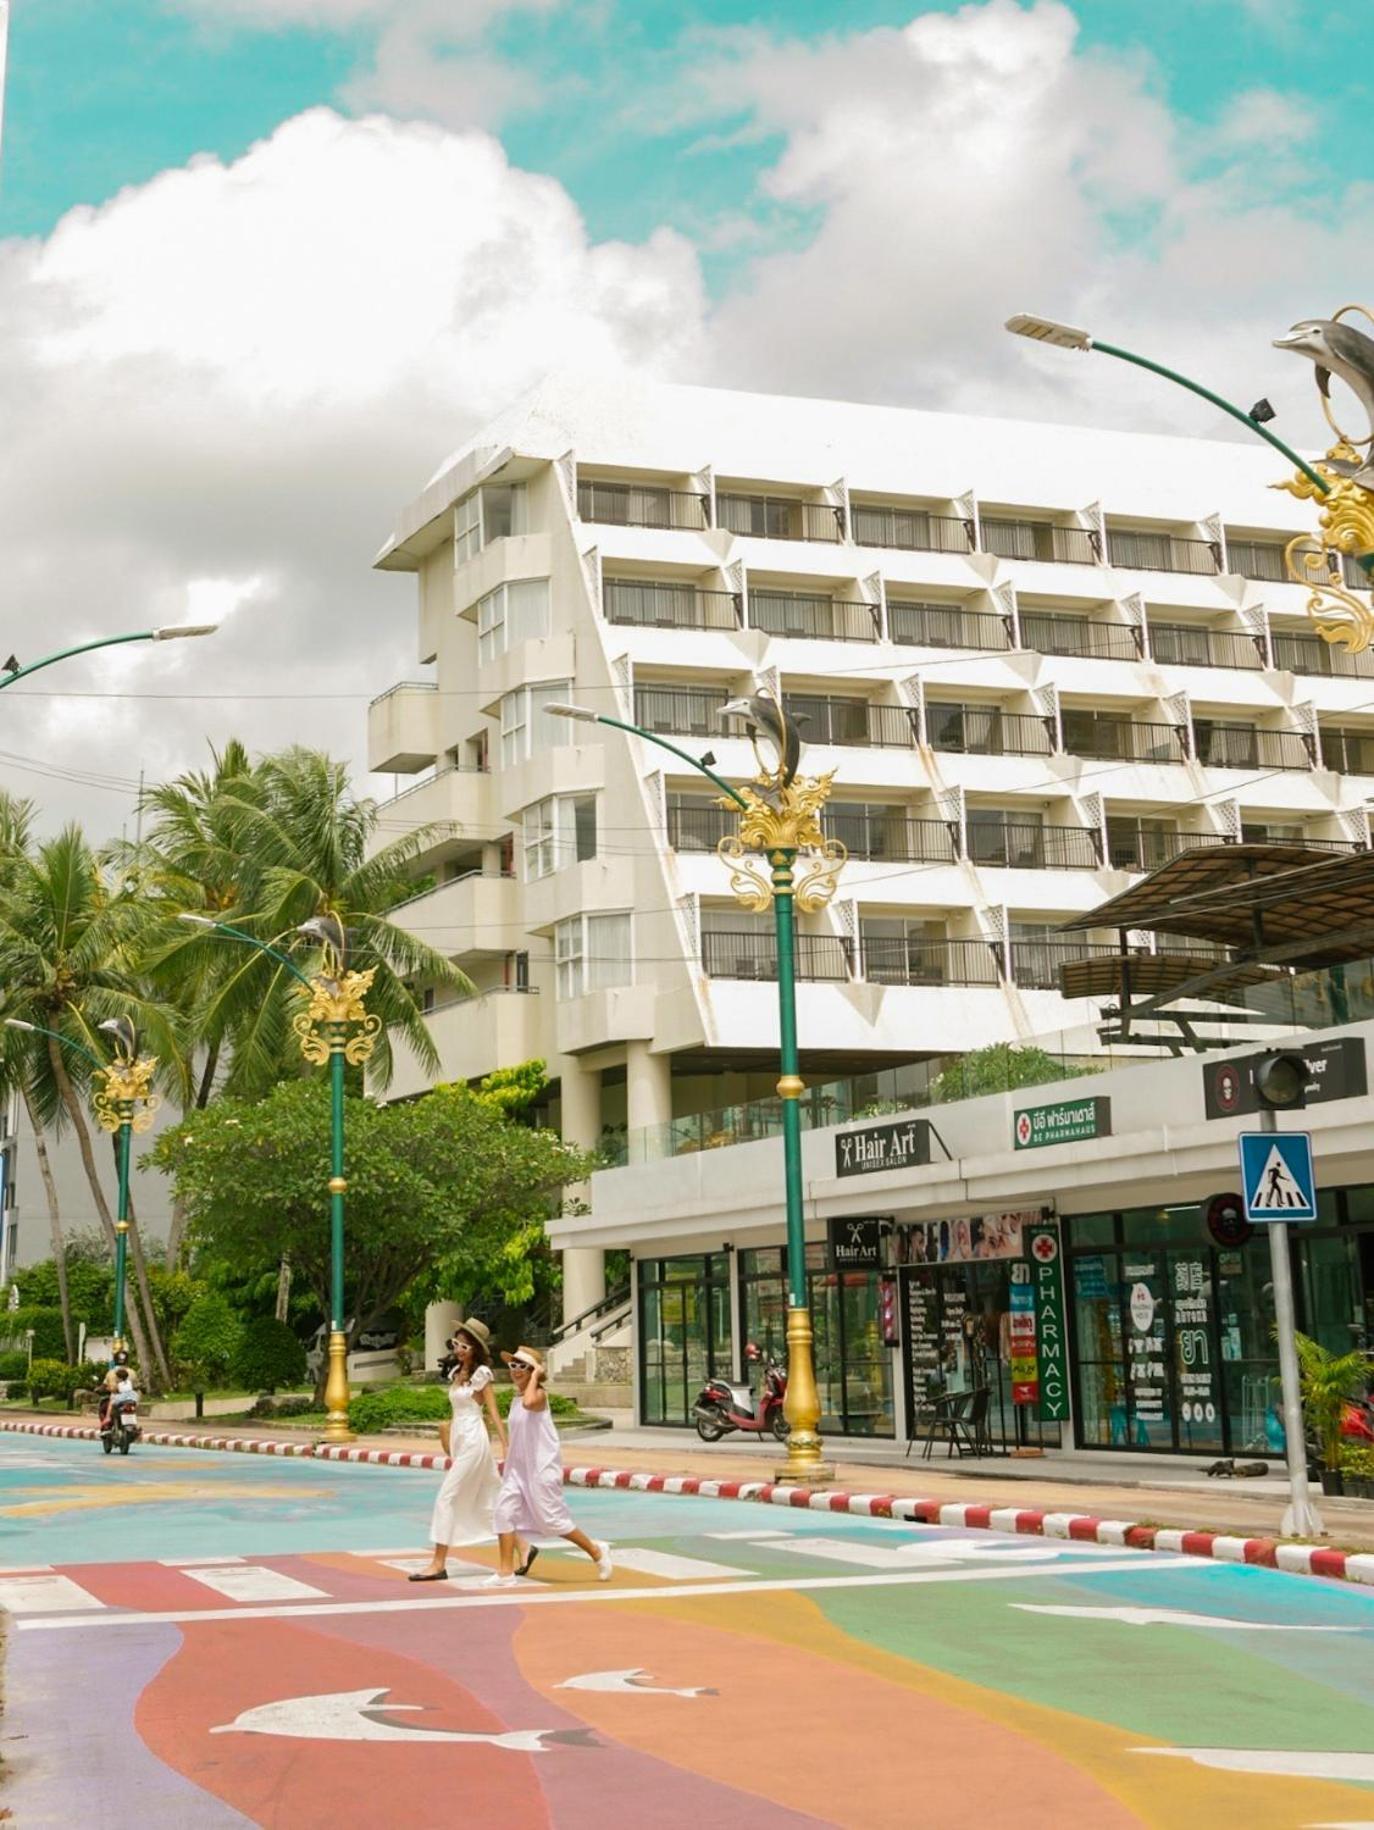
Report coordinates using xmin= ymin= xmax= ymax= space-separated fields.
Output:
xmin=1238 ymin=1130 xmax=1318 ymax=1223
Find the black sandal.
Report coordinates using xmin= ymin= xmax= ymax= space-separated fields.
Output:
xmin=516 ymin=1547 xmax=540 ymax=1577
xmin=408 ymin=1569 xmax=449 ymax=1582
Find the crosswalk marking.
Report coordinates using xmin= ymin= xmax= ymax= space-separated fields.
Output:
xmin=182 ymin=1565 xmax=329 ymax=1603
xmin=0 ymin=1574 xmax=106 ymax=1614
xmin=609 ymin=1548 xmax=751 ymax=1581
xmin=765 ymin=1536 xmax=916 ymax=1570
xmin=159 ymin=1556 xmax=246 ymax=1568
xmin=704 ymin=1530 xmax=790 ymax=1541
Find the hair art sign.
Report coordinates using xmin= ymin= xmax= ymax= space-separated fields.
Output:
xmin=834 ymin=1118 xmax=931 ymax=1179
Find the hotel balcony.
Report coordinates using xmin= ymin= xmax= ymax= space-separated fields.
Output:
xmin=701 ymin=929 xmax=852 ymax=982
xmin=861 ymin=936 xmax=1001 ymax=987
xmin=1192 ymin=723 xmax=1312 ymax=771
xmin=1106 ymin=530 xmax=1220 ymax=576
xmin=1148 ymin=623 xmax=1264 ymax=671
xmin=389 ymin=868 xmax=518 ymax=958
xmin=849 ymin=503 xmax=974 ymax=555
xmin=716 ymin=492 xmax=845 ymax=544
xmin=1060 ymin=713 xmax=1189 ymax=764
xmin=888 ymin=601 xmax=1011 ymax=652
xmin=388 ymin=987 xmax=543 ymax=1101
xmin=368 ymin=681 xmax=440 ymax=772
xmin=927 ymin=704 xmax=1054 ymax=759
xmin=966 ymin=819 xmax=1103 ymax=871
xmin=1320 ymin=726 xmax=1374 ymax=776
xmin=373 ymin=765 xmax=496 ymax=865
xmin=603 ymin=577 xmax=742 ymax=632
xmin=576 ymin=478 xmax=710 ymax=531
xmin=1271 ymin=629 xmax=1374 ymax=680
xmin=1018 ymin=610 xmax=1141 ymax=663
xmin=981 ymin=518 xmax=1099 ymax=566
xmin=749 ymin=589 xmax=880 ymax=643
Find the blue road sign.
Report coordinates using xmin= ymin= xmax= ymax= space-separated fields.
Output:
xmin=1238 ymin=1130 xmax=1318 ymax=1223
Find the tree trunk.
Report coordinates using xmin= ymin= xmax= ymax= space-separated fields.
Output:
xmin=22 ymin=1084 xmax=74 ymax=1362
xmin=46 ymin=1037 xmax=157 ymax=1381
xmin=274 ymin=1255 xmax=292 ymax=1323
xmin=195 ymin=1039 xmax=221 ymax=1109
xmin=165 ymin=1193 xmax=188 ymax=1270
xmin=109 ymin=1136 xmax=172 ymax=1391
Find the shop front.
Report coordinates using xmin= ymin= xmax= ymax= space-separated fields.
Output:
xmin=1065 ymin=1187 xmax=1374 ymax=1456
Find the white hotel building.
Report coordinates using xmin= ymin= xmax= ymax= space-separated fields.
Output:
xmin=371 ymin=377 xmax=1374 ymax=1426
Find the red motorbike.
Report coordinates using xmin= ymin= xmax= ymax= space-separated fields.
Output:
xmin=694 ymin=1342 xmax=789 ymax=1443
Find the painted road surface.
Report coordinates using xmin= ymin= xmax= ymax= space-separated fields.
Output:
xmin=3 ymin=1435 xmax=1374 ymax=1827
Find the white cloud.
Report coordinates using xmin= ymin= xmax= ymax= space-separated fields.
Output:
xmin=705 ymin=0 xmax=1372 ymax=440
xmin=0 ymin=107 xmax=704 ymax=832
xmin=1211 ymin=86 xmax=1316 ymax=150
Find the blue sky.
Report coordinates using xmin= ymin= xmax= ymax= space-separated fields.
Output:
xmin=3 ymin=0 xmax=1369 ymax=270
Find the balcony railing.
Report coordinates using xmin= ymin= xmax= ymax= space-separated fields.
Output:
xmin=1011 ymin=938 xmax=1120 ymax=991
xmin=782 ymin=696 xmax=915 ymax=749
xmin=862 ymin=936 xmax=1002 ymax=987
xmin=888 ymin=601 xmax=1011 ymax=652
xmin=632 ymin=684 xmax=731 ymax=737
xmin=370 ymin=679 xmax=437 ymax=709
xmin=1018 ymin=612 xmax=1140 ymax=662
xmin=376 ymin=759 xmax=489 ymax=811
xmin=1194 ymin=725 xmax=1312 ymax=771
xmin=981 ymin=520 xmax=1099 ymax=566
xmin=1241 ymin=831 xmax=1362 ymax=855
xmin=666 ymin=804 xmax=732 ymax=852
xmin=1226 ymin=539 xmax=1290 ymax=583
xmin=967 ymin=821 xmax=1103 ymax=870
xmin=702 ymin=930 xmax=852 ymax=982
xmin=1148 ymin=622 xmax=1264 ymax=670
xmin=1106 ymin=828 xmax=1222 ymax=872
xmin=826 ymin=811 xmax=958 ymax=863
xmin=927 ymin=706 xmax=1054 ymax=757
xmin=1061 ymin=716 xmax=1188 ymax=764
xmin=1320 ymin=728 xmax=1374 ymax=775
xmin=1106 ymin=531 xmax=1220 ymax=575
xmin=717 ymin=494 xmax=845 ymax=543
xmin=576 ymin=480 xmax=710 ymax=531
xmin=1271 ymin=629 xmax=1374 ymax=679
xmin=749 ymin=591 xmax=879 ymax=642
xmin=849 ymin=505 xmax=973 ymax=554
xmin=603 ymin=579 xmax=741 ymax=631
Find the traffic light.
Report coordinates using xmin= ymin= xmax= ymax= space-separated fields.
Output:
xmin=1254 ymin=1051 xmax=1307 ymax=1110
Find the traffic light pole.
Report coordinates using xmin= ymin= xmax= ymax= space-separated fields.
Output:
xmin=1261 ymin=1106 xmax=1324 ymax=1538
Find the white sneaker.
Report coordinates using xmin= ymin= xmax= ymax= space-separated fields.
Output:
xmin=593 ymin=1541 xmax=613 ymax=1583
xmin=480 ymin=1573 xmax=520 ymax=1589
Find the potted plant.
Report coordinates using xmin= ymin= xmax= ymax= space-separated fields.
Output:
xmin=1340 ymin=1445 xmax=1374 ymax=1501
xmin=1294 ymin=1332 xmax=1371 ymax=1496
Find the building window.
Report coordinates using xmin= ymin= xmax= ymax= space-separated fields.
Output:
xmin=454 ymin=483 xmax=528 ymax=565
xmin=477 ymin=579 xmax=551 ymax=665
xmin=523 ymin=794 xmax=597 ymax=879
xmin=499 ymin=680 xmax=573 ymax=768
xmin=555 ymin=911 xmax=632 ymax=998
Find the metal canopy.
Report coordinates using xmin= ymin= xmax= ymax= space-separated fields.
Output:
xmin=1056 ymin=843 xmax=1374 ymax=1052
xmin=1058 ymin=843 xmax=1374 ymax=968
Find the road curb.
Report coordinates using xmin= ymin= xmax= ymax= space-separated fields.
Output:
xmin=4 ymin=1417 xmax=1369 ymax=1588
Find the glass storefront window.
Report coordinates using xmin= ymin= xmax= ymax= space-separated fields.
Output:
xmin=1067 ymin=1213 xmax=1116 ymax=1248
xmin=740 ymin=1247 xmax=895 ymax=1437
xmin=1217 ymin=1245 xmax=1282 ymax=1454
xmin=638 ymin=1254 xmax=732 ymax=1426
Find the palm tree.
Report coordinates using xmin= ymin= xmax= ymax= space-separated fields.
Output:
xmin=0 ymin=824 xmax=181 ymax=1384
xmin=143 ymin=745 xmax=470 ymax=1097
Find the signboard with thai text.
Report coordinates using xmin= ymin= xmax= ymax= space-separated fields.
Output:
xmin=1013 ymin=1096 xmax=1111 ymax=1151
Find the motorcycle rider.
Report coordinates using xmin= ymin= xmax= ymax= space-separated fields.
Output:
xmin=98 ymin=1350 xmax=132 ymax=1430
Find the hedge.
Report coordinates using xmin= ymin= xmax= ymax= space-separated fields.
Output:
xmin=348 ymin=1380 xmax=578 ymax=1434
xmin=1 ymin=1307 xmax=67 ymax=1361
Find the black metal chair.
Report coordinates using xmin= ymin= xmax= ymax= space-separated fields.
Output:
xmin=908 ymin=1387 xmax=992 ymax=1460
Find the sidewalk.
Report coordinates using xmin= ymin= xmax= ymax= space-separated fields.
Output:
xmin=10 ymin=1408 xmax=1369 ymax=1553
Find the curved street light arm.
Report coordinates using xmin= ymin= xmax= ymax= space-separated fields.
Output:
xmin=562 ymin=709 xmax=751 ymax=809
xmin=176 ymin=914 xmax=316 ymax=988
xmin=3 ymin=1016 xmax=104 ymax=1070
xmin=0 ymin=625 xmax=218 ymax=692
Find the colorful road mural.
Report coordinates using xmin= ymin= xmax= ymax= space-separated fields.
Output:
xmin=3 ymin=1435 xmax=1373 ymax=1826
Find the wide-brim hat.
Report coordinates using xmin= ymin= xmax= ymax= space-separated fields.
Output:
xmin=453 ymin=1317 xmax=491 ymax=1350
xmin=501 ymin=1344 xmax=545 ymax=1371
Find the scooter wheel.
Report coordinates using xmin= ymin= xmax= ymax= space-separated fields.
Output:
xmin=772 ymin=1411 xmax=791 ymax=1443
xmin=118 ymin=1434 xmax=131 ymax=1455
xmin=102 ymin=1434 xmax=113 ymax=1455
xmin=695 ymin=1412 xmax=728 ymax=1443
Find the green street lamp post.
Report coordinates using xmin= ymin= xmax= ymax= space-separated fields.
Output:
xmin=177 ymin=913 xmax=380 ymax=1443
xmin=0 ymin=624 xmax=218 ymax=694
xmin=4 ymin=1015 xmax=159 ymax=1353
xmin=548 ymin=695 xmax=844 ymax=1483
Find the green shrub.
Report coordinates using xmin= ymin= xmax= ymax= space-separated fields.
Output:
xmin=26 ymin=1359 xmax=83 ymax=1404
xmin=0 ymin=1350 xmax=30 ymax=1382
xmin=347 ymin=1379 xmax=579 ymax=1434
xmin=2 ymin=1307 xmax=67 ymax=1360
xmin=172 ymin=1290 xmax=243 ymax=1394
xmin=247 ymin=1394 xmax=315 ymax=1420
xmin=234 ymin=1317 xmax=307 ymax=1393
xmin=1340 ymin=1444 xmax=1374 ymax=1478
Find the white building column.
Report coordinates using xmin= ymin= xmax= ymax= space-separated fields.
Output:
xmin=423 ymin=1300 xmax=461 ymax=1372
xmin=626 ymin=1040 xmax=672 ymax=1135
xmin=559 ymin=1062 xmax=604 ymax=1320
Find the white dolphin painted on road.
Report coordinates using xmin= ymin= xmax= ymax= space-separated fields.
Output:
xmin=1135 ymin=1748 xmax=1374 ymax=1785
xmin=211 ymin=1688 xmax=597 ymax=1752
xmin=1013 ymin=1603 xmax=1360 ymax=1632
xmin=557 ymin=1668 xmax=716 ymax=1698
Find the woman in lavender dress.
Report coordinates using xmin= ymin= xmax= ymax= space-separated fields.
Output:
xmin=485 ymin=1346 xmax=612 ymax=1588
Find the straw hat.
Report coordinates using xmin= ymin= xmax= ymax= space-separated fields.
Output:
xmin=501 ymin=1344 xmax=545 ymax=1371
xmin=452 ymin=1317 xmax=491 ymax=1351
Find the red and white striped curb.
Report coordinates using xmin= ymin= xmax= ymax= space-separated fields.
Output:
xmin=3 ymin=1416 xmax=1369 ymax=1588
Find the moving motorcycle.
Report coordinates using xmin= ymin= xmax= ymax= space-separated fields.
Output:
xmin=694 ymin=1342 xmax=789 ymax=1443
xmin=99 ymin=1393 xmax=140 ymax=1456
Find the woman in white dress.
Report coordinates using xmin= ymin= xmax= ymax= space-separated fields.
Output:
xmin=409 ymin=1319 xmax=511 ymax=1582
xmin=485 ymin=1345 xmax=611 ymax=1588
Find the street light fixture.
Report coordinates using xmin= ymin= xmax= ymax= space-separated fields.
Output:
xmin=0 ymin=623 xmax=218 ymax=692
xmin=545 ymin=692 xmax=843 ymax=1483
xmin=175 ymin=910 xmax=379 ymax=1442
xmin=4 ymin=1015 xmax=159 ymax=1354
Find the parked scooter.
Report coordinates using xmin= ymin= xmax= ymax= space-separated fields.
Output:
xmin=694 ymin=1342 xmax=789 ymax=1443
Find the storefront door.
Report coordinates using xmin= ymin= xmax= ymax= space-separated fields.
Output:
xmin=740 ymin=1246 xmax=895 ymax=1436
xmin=638 ymin=1254 xmax=733 ymax=1426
